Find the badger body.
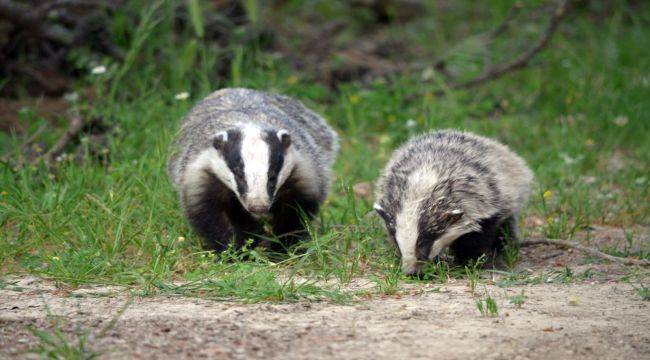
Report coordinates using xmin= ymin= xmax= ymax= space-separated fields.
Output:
xmin=374 ymin=130 xmax=533 ymax=274
xmin=168 ymin=88 xmax=338 ymax=252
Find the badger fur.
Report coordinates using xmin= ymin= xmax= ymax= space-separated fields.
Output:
xmin=373 ymin=130 xmax=533 ymax=275
xmin=168 ymin=88 xmax=338 ymax=252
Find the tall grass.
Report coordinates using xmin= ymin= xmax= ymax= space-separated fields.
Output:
xmin=0 ymin=1 xmax=648 ymax=302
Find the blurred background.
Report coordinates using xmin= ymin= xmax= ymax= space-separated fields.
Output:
xmin=0 ymin=1 xmax=648 ymax=284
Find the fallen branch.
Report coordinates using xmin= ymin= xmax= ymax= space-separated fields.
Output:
xmin=488 ymin=2 xmax=524 ymax=40
xmin=521 ymin=237 xmax=650 ymax=267
xmin=451 ymin=0 xmax=569 ymax=90
xmin=428 ymin=0 xmax=570 ymax=97
xmin=41 ymin=116 xmax=86 ymax=165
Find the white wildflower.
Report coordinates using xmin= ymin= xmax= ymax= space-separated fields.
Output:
xmin=421 ymin=67 xmax=435 ymax=81
xmin=560 ymin=153 xmax=584 ymax=165
xmin=405 ymin=119 xmax=417 ymax=129
xmin=613 ymin=115 xmax=628 ymax=126
xmin=91 ymin=65 xmax=107 ymax=75
xmin=175 ymin=92 xmax=190 ymax=100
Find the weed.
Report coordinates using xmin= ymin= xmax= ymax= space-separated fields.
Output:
xmin=465 ymin=255 xmax=486 ymax=294
xmin=509 ymin=290 xmax=528 ymax=308
xmin=501 ymin=236 xmax=520 ymax=269
xmin=476 ymin=290 xmax=499 ymax=317
xmin=27 ymin=300 xmax=130 ymax=359
xmin=419 ymin=260 xmax=450 ymax=283
xmin=370 ymin=266 xmax=402 ymax=295
xmin=633 ymin=284 xmax=649 ymax=301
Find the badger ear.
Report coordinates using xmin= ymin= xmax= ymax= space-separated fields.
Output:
xmin=374 ymin=203 xmax=390 ymax=222
xmin=445 ymin=209 xmax=464 ymax=224
xmin=213 ymin=131 xmax=228 ymax=150
xmin=277 ymin=129 xmax=291 ymax=149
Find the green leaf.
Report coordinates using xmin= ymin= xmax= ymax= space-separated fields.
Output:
xmin=187 ymin=0 xmax=205 ymax=38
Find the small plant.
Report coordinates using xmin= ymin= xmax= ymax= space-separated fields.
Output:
xmin=501 ymin=231 xmax=520 ymax=269
xmin=485 ymin=295 xmax=499 ymax=316
xmin=464 ymin=255 xmax=486 ymax=294
xmin=476 ymin=291 xmax=499 ymax=317
xmin=28 ymin=300 xmax=130 ymax=359
xmin=28 ymin=324 xmax=99 ymax=360
xmin=509 ymin=290 xmax=528 ymax=308
xmin=370 ymin=266 xmax=401 ymax=295
xmin=419 ymin=260 xmax=450 ymax=283
xmin=633 ymin=284 xmax=649 ymax=301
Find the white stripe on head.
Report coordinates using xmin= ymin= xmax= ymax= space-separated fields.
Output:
xmin=428 ymin=227 xmax=468 ymax=259
xmin=183 ymin=147 xmax=238 ymax=200
xmin=240 ymin=124 xmax=271 ymax=209
xmin=394 ymin=168 xmax=440 ymax=274
xmin=276 ymin=149 xmax=295 ymax=195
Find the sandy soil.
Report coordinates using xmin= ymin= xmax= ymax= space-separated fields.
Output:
xmin=1 ymin=225 xmax=648 ymax=359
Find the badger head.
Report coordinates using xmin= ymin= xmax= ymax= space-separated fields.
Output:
xmin=193 ymin=123 xmax=296 ymax=216
xmin=374 ymin=172 xmax=475 ymax=275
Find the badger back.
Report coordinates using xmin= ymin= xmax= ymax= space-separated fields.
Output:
xmin=375 ymin=130 xmax=533 ymax=220
xmin=168 ymin=88 xmax=339 ymax=202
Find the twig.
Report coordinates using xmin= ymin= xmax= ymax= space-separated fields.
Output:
xmin=42 ymin=116 xmax=86 ymax=165
xmin=489 ymin=2 xmax=523 ymax=40
xmin=449 ymin=0 xmax=570 ymax=90
xmin=520 ymin=237 xmax=650 ymax=267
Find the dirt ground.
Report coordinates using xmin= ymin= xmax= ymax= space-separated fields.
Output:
xmin=1 ymin=226 xmax=649 ymax=360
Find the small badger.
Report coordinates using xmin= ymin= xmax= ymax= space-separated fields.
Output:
xmin=373 ymin=130 xmax=533 ymax=275
xmin=168 ymin=88 xmax=338 ymax=252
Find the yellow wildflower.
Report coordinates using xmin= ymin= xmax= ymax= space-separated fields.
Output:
xmin=543 ymin=190 xmax=553 ymax=199
xmin=348 ymin=94 xmax=360 ymax=104
xmin=287 ymin=75 xmax=298 ymax=85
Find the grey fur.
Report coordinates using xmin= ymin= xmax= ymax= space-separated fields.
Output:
xmin=374 ymin=130 xmax=534 ymax=274
xmin=167 ymin=88 xmax=338 ymax=250
xmin=168 ymin=88 xmax=338 ymax=197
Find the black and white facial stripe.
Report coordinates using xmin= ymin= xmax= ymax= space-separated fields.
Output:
xmin=209 ymin=124 xmax=294 ymax=215
xmin=374 ymin=130 xmax=534 ymax=275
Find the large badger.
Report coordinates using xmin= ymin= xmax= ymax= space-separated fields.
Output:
xmin=374 ymin=130 xmax=533 ymax=275
xmin=168 ymin=88 xmax=338 ymax=252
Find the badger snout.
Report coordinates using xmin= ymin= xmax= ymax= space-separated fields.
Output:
xmin=242 ymin=196 xmax=271 ymax=215
xmin=247 ymin=204 xmax=270 ymax=214
xmin=401 ymin=259 xmax=421 ymax=276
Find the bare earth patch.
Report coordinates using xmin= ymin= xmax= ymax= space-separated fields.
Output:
xmin=0 ymin=278 xmax=648 ymax=359
xmin=1 ymin=226 xmax=648 ymax=359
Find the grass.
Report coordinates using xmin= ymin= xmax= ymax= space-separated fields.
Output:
xmin=633 ymin=283 xmax=649 ymax=301
xmin=494 ymin=266 xmax=597 ymax=287
xmin=1 ymin=1 xmax=649 ymax=304
xmin=476 ymin=290 xmax=499 ymax=317
xmin=25 ymin=300 xmax=129 ymax=359
xmin=509 ymin=290 xmax=528 ymax=309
